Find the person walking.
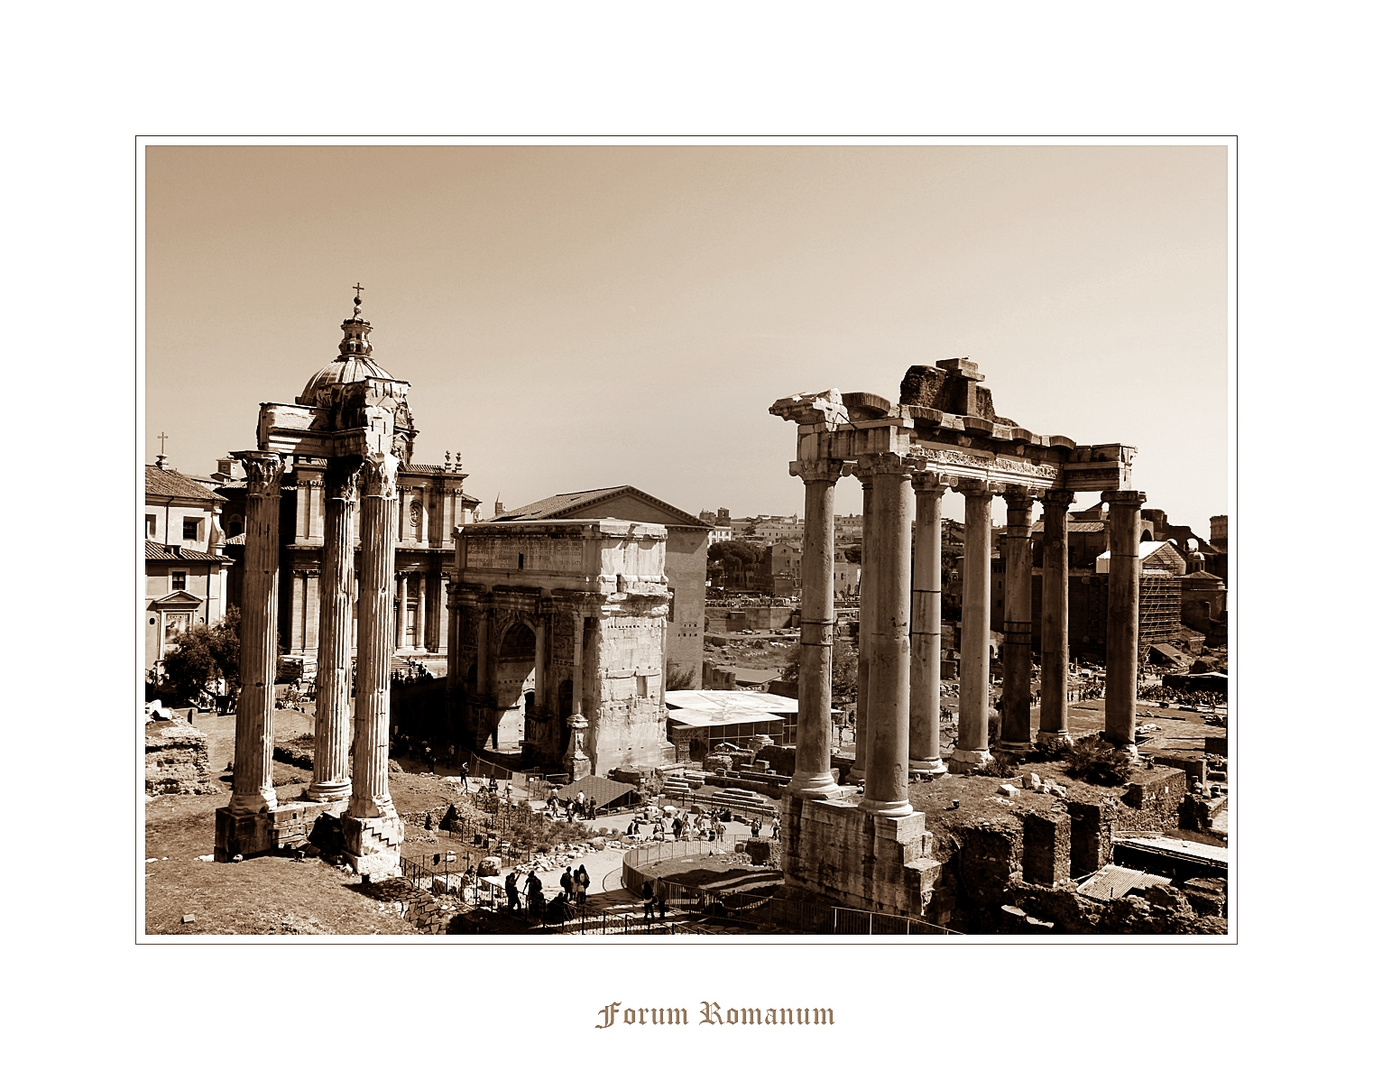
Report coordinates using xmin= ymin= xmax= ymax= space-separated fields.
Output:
xmin=459 ymin=761 xmax=469 ymax=791
xmin=575 ymin=790 xmax=586 ymax=818
xmin=505 ymin=870 xmax=522 ymax=913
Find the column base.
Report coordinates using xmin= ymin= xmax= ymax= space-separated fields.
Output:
xmin=997 ymin=741 xmax=1031 ymax=756
xmin=342 ymin=807 xmax=404 ymax=879
xmin=786 ymin=771 xmax=842 ymax=800
xmin=307 ymin=779 xmax=352 ymax=803
xmin=227 ymin=786 xmax=277 ymax=815
xmin=908 ymin=757 xmax=947 ymax=777
xmin=847 ymin=764 xmax=866 ymax=783
xmin=1035 ymin=730 xmax=1074 ymax=748
xmin=858 ymin=796 xmax=915 ymax=818
xmin=948 ymin=748 xmax=994 ymax=774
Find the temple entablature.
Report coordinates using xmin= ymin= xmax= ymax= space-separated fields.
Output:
xmin=773 ymin=361 xmax=1134 ymax=493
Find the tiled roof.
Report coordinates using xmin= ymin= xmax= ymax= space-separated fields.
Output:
xmin=145 ymin=466 xmax=224 ymax=503
xmin=497 ymin=486 xmax=707 ymax=528
xmin=552 ymin=775 xmax=638 ymax=807
xmin=145 ymin=541 xmax=230 ymax=563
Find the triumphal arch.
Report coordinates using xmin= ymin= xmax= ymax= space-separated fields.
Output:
xmin=771 ymin=357 xmax=1144 ymax=915
xmin=214 ymin=290 xmax=409 ymax=876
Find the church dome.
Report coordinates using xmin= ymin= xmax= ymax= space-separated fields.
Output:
xmin=296 ymin=290 xmax=395 ymax=406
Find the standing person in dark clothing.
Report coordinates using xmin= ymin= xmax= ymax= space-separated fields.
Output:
xmin=588 ymin=796 xmax=597 ymax=821
xmin=560 ymin=866 xmax=574 ymax=901
xmin=642 ymin=879 xmax=655 ymax=922
xmin=505 ymin=871 xmax=522 ymax=912
xmin=459 ymin=761 xmax=469 ymax=791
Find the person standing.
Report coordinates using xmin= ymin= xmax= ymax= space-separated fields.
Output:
xmin=575 ymin=864 xmax=589 ymax=909
xmin=459 ymin=761 xmax=469 ymax=791
xmin=642 ymin=879 xmax=655 ymax=922
xmin=505 ymin=871 xmax=522 ymax=912
xmin=560 ymin=866 xmax=574 ymax=901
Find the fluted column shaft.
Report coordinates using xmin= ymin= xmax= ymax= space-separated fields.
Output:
xmin=851 ymin=478 xmax=874 ymax=782
xmin=415 ymin=572 xmax=427 ymax=651
xmin=396 ymin=572 xmax=409 ymax=649
xmin=1037 ymin=491 xmax=1074 ymax=743
xmin=952 ymin=482 xmax=995 ymax=771
xmin=786 ymin=459 xmax=845 ymax=799
xmin=857 ymin=454 xmax=914 ymax=818
xmin=1105 ymin=490 xmax=1146 ymax=750
xmin=476 ymin=610 xmax=491 ymax=697
xmin=229 ymin=451 xmax=284 ymax=813
xmin=1000 ymin=489 xmax=1036 ymax=749
xmin=309 ymin=458 xmax=360 ymax=802
xmin=349 ymin=453 xmax=399 ymax=819
xmin=909 ymin=472 xmax=947 ymax=773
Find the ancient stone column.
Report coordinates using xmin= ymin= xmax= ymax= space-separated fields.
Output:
xmin=415 ymin=572 xmax=427 ymax=651
xmin=396 ymin=571 xmax=409 ymax=650
xmin=1037 ymin=490 xmax=1074 ymax=746
xmin=856 ymin=453 xmax=914 ymax=818
xmin=228 ymin=451 xmax=285 ymax=814
xmin=850 ymin=477 xmax=874 ymax=783
xmin=909 ymin=471 xmax=947 ymax=775
xmin=999 ymin=488 xmax=1036 ymax=751
xmin=786 ymin=458 xmax=845 ymax=800
xmin=344 ymin=452 xmax=404 ymax=876
xmin=309 ymin=457 xmax=361 ymax=803
xmin=570 ymin=614 xmax=584 ymax=715
xmin=951 ymin=480 xmax=995 ymax=772
xmin=1104 ymin=489 xmax=1147 ymax=752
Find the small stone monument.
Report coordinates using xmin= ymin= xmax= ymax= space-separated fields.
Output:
xmin=563 ymin=714 xmax=591 ymax=781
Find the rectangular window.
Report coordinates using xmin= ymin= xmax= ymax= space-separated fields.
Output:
xmin=636 ymin=675 xmax=648 ymax=698
xmin=182 ymin=518 xmax=202 ymax=542
xmin=171 ymin=571 xmax=186 ymax=591
xmin=145 ymin=515 xmax=157 ymax=538
xmin=667 ymin=586 xmax=676 ymax=623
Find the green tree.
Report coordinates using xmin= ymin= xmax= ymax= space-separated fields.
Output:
xmin=779 ymin=637 xmax=858 ymax=701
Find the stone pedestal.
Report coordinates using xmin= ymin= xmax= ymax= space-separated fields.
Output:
xmin=227 ymin=451 xmax=285 ymax=814
xmin=999 ymin=488 xmax=1035 ymax=751
xmin=563 ymin=713 xmax=591 ymax=780
xmin=951 ymin=481 xmax=995 ymax=773
xmin=856 ymin=454 xmax=914 ymax=818
xmin=1104 ymin=490 xmax=1146 ymax=752
xmin=1036 ymin=490 xmax=1074 ymax=746
xmin=909 ymin=472 xmax=947 ymax=775
xmin=310 ymin=457 xmax=360 ymax=802
xmin=787 ymin=459 xmax=844 ymax=799
xmin=343 ymin=452 xmax=404 ymax=878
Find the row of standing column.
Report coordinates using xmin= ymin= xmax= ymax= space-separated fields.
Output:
xmin=790 ymin=459 xmax=1146 ymax=814
xmin=229 ymin=450 xmax=400 ymax=824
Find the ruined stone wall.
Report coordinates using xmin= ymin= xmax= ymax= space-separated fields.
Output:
xmin=145 ymin=719 xmax=220 ymax=795
xmin=465 ymin=533 xmax=586 ymax=573
xmin=586 ymin=615 xmax=667 ymax=774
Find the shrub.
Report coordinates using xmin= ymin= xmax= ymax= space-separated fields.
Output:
xmin=1063 ymin=735 xmax=1133 ymax=786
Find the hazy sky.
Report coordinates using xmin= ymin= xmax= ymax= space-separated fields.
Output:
xmin=144 ymin=142 xmax=1228 ymax=528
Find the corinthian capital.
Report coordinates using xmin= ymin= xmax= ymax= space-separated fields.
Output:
xmin=850 ymin=451 xmax=912 ymax=482
xmin=359 ymin=451 xmax=401 ymax=499
xmin=789 ymin=458 xmax=846 ymax=485
xmin=325 ymin=456 xmax=366 ymax=504
xmin=234 ymin=451 xmax=285 ymax=496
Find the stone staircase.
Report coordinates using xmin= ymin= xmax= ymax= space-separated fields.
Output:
xmin=660 ymin=777 xmax=774 ymax=815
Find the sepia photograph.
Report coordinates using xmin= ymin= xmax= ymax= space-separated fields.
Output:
xmin=139 ymin=140 xmax=1233 ymax=940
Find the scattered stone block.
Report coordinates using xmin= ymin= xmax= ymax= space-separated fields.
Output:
xmin=182 ymin=914 xmax=196 ymax=924
xmin=477 ymin=855 xmax=501 ymax=876
xmin=996 ymin=784 xmax=1018 ymax=798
